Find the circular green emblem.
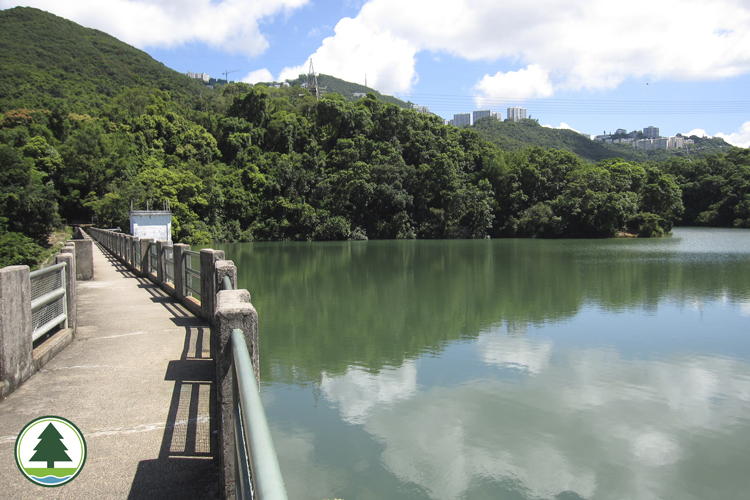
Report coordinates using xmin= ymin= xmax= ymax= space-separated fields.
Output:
xmin=14 ymin=416 xmax=87 ymax=487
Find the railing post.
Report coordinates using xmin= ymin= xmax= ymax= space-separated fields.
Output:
xmin=55 ymin=253 xmax=76 ymax=332
xmin=0 ymin=265 xmax=33 ymax=399
xmin=156 ymin=241 xmax=167 ymax=284
xmin=140 ymin=238 xmax=153 ymax=278
xmin=214 ymin=283 xmax=259 ymax=500
xmin=200 ymin=249 xmax=225 ymax=323
xmin=72 ymin=239 xmax=93 ymax=280
xmin=129 ymin=236 xmax=137 ymax=270
xmin=173 ymin=244 xmax=189 ymax=301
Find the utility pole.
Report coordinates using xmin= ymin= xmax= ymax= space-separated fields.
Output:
xmin=222 ymin=70 xmax=239 ymax=83
xmin=307 ymin=60 xmax=319 ymax=101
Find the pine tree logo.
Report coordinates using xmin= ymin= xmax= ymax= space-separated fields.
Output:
xmin=15 ymin=416 xmax=87 ymax=487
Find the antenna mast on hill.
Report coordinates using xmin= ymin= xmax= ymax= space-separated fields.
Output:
xmin=222 ymin=70 xmax=239 ymax=83
xmin=307 ymin=60 xmax=320 ymax=101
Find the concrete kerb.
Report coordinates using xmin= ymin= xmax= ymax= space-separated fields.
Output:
xmin=213 ymin=288 xmax=259 ymax=500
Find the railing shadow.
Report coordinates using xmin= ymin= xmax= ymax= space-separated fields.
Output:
xmin=123 ymin=279 xmax=220 ymax=498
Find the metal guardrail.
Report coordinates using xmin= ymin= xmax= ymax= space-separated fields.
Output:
xmin=223 ymin=277 xmax=287 ymax=500
xmin=29 ymin=262 xmax=68 ymax=341
xmin=164 ymin=247 xmax=174 ymax=284
xmin=184 ymin=250 xmax=201 ymax=301
xmin=232 ymin=329 xmax=287 ymax=500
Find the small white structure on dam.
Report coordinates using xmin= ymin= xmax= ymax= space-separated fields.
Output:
xmin=130 ymin=201 xmax=172 ymax=242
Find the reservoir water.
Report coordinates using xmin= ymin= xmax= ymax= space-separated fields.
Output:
xmin=213 ymin=227 xmax=750 ymax=500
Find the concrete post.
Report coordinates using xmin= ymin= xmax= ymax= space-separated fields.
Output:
xmin=173 ymin=244 xmax=190 ymax=301
xmin=73 ymin=239 xmax=93 ymax=280
xmin=213 ymin=289 xmax=259 ymax=500
xmin=200 ymin=249 xmax=225 ymax=322
xmin=55 ymin=253 xmax=76 ymax=332
xmin=129 ymin=236 xmax=137 ymax=270
xmin=140 ymin=238 xmax=153 ymax=278
xmin=155 ymin=241 xmax=167 ymax=284
xmin=0 ymin=266 xmax=33 ymax=399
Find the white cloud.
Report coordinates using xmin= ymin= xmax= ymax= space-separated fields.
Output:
xmin=544 ymin=122 xmax=580 ymax=132
xmin=715 ymin=121 xmax=750 ymax=148
xmin=271 ymin=0 xmax=750 ymax=96
xmin=0 ymin=0 xmax=309 ymax=56
xmin=474 ymin=65 xmax=554 ymax=108
xmin=242 ymin=68 xmax=274 ymax=84
xmin=684 ymin=128 xmax=711 ymax=138
xmin=278 ymin=16 xmax=418 ymax=93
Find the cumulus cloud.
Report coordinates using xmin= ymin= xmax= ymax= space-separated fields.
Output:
xmin=278 ymin=16 xmax=419 ymax=93
xmin=268 ymin=0 xmax=750 ymax=96
xmin=242 ymin=68 xmax=274 ymax=84
xmin=684 ymin=128 xmax=711 ymax=138
xmin=474 ymin=65 xmax=554 ymax=108
xmin=543 ymin=122 xmax=580 ymax=132
xmin=0 ymin=0 xmax=309 ymax=56
xmin=715 ymin=121 xmax=750 ymax=148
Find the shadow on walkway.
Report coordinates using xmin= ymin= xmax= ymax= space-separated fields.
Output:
xmin=93 ymin=249 xmax=221 ymax=499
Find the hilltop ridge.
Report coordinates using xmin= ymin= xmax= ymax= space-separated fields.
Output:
xmin=0 ymin=7 xmax=206 ymax=113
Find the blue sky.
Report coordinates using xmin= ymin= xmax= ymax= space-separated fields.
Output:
xmin=3 ymin=0 xmax=750 ymax=146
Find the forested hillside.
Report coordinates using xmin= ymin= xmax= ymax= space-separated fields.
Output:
xmin=472 ymin=117 xmax=733 ymax=163
xmin=1 ymin=7 xmax=749 ymax=270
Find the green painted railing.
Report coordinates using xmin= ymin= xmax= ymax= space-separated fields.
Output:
xmin=222 ymin=277 xmax=287 ymax=500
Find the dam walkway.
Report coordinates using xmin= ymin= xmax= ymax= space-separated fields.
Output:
xmin=0 ymin=241 xmax=219 ymax=499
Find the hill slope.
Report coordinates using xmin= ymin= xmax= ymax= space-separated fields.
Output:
xmin=0 ymin=7 xmax=206 ymax=113
xmin=471 ymin=116 xmax=733 ymax=163
xmin=284 ymin=73 xmax=412 ymax=108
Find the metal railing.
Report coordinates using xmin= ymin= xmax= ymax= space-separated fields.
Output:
xmin=184 ymin=250 xmax=201 ymax=301
xmin=29 ymin=262 xmax=68 ymax=341
xmin=134 ymin=240 xmax=141 ymax=271
xmin=223 ymin=277 xmax=287 ymax=500
xmin=149 ymin=243 xmax=158 ymax=276
xmin=164 ymin=247 xmax=174 ymax=284
xmin=232 ymin=329 xmax=287 ymax=500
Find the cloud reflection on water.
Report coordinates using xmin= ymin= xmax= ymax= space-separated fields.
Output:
xmin=318 ymin=328 xmax=750 ymax=499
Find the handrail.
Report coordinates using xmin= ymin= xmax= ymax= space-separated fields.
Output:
xmin=29 ymin=262 xmax=67 ymax=341
xmin=231 ymin=329 xmax=288 ymax=500
xmin=184 ymin=250 xmax=201 ymax=300
xmin=29 ymin=262 xmax=66 ymax=279
xmin=222 ymin=275 xmax=233 ymax=291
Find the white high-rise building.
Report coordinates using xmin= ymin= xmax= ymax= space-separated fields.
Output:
xmin=507 ymin=107 xmax=527 ymax=122
xmin=186 ymin=71 xmax=210 ymax=82
xmin=473 ymin=110 xmax=491 ymax=123
xmin=453 ymin=113 xmax=471 ymax=127
xmin=643 ymin=126 xmax=659 ymax=139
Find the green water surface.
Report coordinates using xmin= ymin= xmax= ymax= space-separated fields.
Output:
xmin=214 ymin=227 xmax=750 ymax=500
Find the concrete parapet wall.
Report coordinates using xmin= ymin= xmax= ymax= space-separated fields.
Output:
xmin=1 ymin=252 xmax=78 ymax=398
xmin=0 ymin=266 xmax=34 ymax=399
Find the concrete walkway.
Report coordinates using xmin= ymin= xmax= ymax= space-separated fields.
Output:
xmin=0 ymin=242 xmax=219 ymax=499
